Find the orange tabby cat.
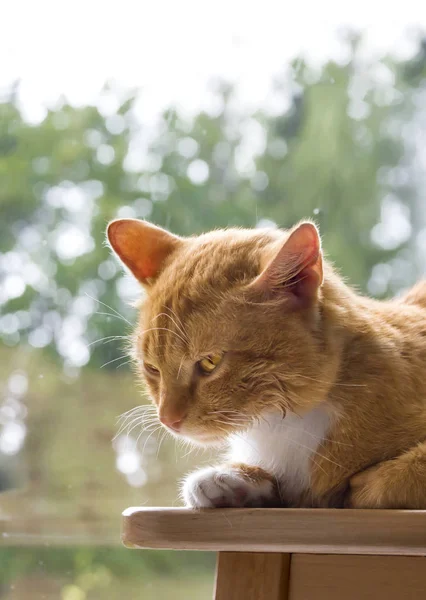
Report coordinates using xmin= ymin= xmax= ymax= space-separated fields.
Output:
xmin=107 ymin=218 xmax=426 ymax=509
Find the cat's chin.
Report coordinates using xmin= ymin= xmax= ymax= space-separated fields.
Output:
xmin=180 ymin=431 xmax=229 ymax=448
xmin=159 ymin=424 xmax=229 ymax=447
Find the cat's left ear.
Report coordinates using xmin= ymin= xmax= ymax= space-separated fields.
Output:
xmin=107 ymin=219 xmax=182 ymax=285
xmin=250 ymin=222 xmax=323 ymax=308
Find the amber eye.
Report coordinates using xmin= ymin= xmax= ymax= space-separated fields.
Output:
xmin=144 ymin=362 xmax=160 ymax=376
xmin=198 ymin=353 xmax=223 ymax=374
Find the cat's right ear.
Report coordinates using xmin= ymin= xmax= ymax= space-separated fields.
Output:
xmin=248 ymin=222 xmax=323 ymax=309
xmin=107 ymin=219 xmax=182 ymax=286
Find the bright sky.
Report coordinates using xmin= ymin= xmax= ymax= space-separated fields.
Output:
xmin=2 ymin=0 xmax=426 ymax=123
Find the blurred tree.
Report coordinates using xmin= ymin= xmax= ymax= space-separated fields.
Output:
xmin=0 ymin=39 xmax=424 ymax=373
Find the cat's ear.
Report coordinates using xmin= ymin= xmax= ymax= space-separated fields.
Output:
xmin=107 ymin=219 xmax=182 ymax=285
xmin=250 ymin=222 xmax=323 ymax=307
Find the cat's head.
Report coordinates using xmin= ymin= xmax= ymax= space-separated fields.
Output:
xmin=107 ymin=219 xmax=335 ymax=446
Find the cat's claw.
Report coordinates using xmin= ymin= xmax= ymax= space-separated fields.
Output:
xmin=181 ymin=466 xmax=274 ymax=508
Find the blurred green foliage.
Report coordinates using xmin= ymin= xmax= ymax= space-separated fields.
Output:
xmin=1 ymin=39 xmax=425 ymax=372
xmin=1 ymin=36 xmax=426 ymax=598
xmin=0 ymin=547 xmax=214 ymax=599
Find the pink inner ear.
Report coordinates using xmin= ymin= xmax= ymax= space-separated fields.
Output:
xmin=107 ymin=219 xmax=181 ymax=284
xmin=140 ymin=256 xmax=158 ymax=280
xmin=254 ymin=223 xmax=323 ymax=306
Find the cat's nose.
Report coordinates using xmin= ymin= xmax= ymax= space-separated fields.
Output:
xmin=159 ymin=414 xmax=185 ymax=432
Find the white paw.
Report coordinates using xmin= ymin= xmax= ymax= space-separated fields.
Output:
xmin=181 ymin=466 xmax=274 ymax=508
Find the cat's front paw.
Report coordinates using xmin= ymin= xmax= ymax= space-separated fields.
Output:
xmin=345 ymin=463 xmax=394 ymax=509
xmin=181 ymin=465 xmax=275 ymax=508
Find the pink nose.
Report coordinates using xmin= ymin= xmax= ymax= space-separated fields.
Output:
xmin=159 ymin=415 xmax=184 ymax=432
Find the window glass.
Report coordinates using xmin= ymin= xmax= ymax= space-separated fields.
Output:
xmin=1 ymin=3 xmax=426 ymax=597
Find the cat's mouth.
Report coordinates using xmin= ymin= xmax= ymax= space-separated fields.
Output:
xmin=159 ymin=412 xmax=252 ymax=446
xmin=156 ymin=418 xmax=229 ymax=446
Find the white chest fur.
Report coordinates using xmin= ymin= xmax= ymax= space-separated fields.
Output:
xmin=228 ymin=406 xmax=331 ymax=504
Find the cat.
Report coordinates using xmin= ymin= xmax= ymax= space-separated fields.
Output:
xmin=107 ymin=217 xmax=426 ymax=509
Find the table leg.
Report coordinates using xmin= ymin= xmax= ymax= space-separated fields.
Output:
xmin=214 ymin=551 xmax=291 ymax=600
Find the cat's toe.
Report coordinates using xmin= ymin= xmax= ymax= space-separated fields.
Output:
xmin=181 ymin=466 xmax=273 ymax=508
xmin=182 ymin=467 xmax=230 ymax=507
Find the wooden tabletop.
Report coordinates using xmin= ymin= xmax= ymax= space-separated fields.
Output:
xmin=122 ymin=507 xmax=426 ymax=556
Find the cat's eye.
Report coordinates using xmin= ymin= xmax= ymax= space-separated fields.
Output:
xmin=198 ymin=353 xmax=223 ymax=374
xmin=144 ymin=362 xmax=160 ymax=376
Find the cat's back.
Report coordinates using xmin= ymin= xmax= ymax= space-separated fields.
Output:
xmin=386 ymin=280 xmax=426 ymax=339
xmin=381 ymin=281 xmax=426 ymax=378
xmin=371 ymin=281 xmax=426 ymax=334
xmin=345 ymin=282 xmax=426 ymax=391
xmin=399 ymin=281 xmax=426 ymax=311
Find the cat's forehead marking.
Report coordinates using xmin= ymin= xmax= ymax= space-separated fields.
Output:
xmin=141 ymin=300 xmax=190 ymax=364
xmin=140 ymin=229 xmax=283 ymax=364
xmin=152 ymin=229 xmax=279 ymax=304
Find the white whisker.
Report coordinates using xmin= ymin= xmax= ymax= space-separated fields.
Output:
xmin=153 ymin=312 xmax=189 ymax=343
xmin=164 ymin=306 xmax=188 ymax=336
xmin=156 ymin=429 xmax=169 ymax=458
xmin=116 ymin=358 xmax=133 ymax=370
xmin=101 ymin=355 xmax=129 ymax=369
xmin=177 ymin=354 xmax=186 ymax=380
xmin=88 ymin=335 xmax=128 ymax=347
xmin=142 ymin=327 xmax=188 ymax=346
xmin=86 ymin=293 xmax=133 ymax=326
xmin=140 ymin=426 xmax=163 ymax=457
xmin=116 ymin=411 xmax=156 ymax=432
xmin=117 ymin=404 xmax=156 ymax=421
xmin=115 ymin=416 xmax=156 ymax=440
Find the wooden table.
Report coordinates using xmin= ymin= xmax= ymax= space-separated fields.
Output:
xmin=122 ymin=507 xmax=426 ymax=599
